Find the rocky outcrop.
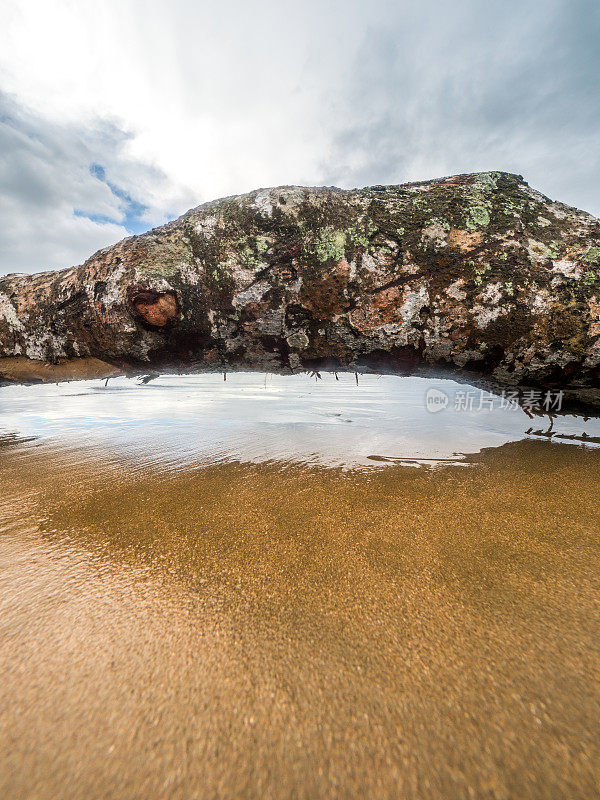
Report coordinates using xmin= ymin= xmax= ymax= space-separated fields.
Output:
xmin=1 ymin=172 xmax=599 ymax=408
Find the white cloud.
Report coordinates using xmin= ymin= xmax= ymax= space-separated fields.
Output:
xmin=0 ymin=93 xmax=196 ymax=273
xmin=0 ymin=0 xmax=598 ymax=275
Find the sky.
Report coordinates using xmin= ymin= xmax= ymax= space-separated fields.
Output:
xmin=0 ymin=0 xmax=598 ymax=276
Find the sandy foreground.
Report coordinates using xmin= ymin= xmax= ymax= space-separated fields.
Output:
xmin=0 ymin=434 xmax=599 ymax=800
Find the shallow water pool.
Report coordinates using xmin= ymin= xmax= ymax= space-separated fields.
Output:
xmin=1 ymin=374 xmax=599 ymax=799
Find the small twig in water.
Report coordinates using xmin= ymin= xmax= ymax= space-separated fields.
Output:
xmin=138 ymin=372 xmax=160 ymax=384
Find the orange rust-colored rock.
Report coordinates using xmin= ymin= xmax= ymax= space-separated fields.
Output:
xmin=447 ymin=228 xmax=484 ymax=252
xmin=125 ymin=286 xmax=179 ymax=327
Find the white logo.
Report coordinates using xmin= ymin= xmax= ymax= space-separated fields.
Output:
xmin=425 ymin=387 xmax=449 ymax=413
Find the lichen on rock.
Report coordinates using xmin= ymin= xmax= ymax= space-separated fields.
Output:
xmin=1 ymin=171 xmax=599 ymax=409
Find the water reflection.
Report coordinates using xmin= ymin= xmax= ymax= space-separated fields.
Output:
xmin=1 ymin=372 xmax=599 ymax=469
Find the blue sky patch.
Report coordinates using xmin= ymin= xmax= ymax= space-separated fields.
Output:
xmin=75 ymin=163 xmax=150 ymax=235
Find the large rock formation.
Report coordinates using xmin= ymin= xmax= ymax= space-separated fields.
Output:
xmin=1 ymin=171 xmax=599 ymax=408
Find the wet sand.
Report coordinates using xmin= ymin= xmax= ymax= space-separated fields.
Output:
xmin=1 ymin=436 xmax=599 ymax=799
xmin=0 ymin=356 xmax=123 ymax=385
